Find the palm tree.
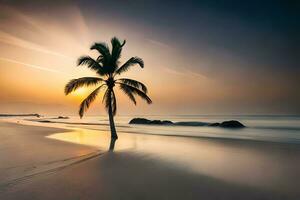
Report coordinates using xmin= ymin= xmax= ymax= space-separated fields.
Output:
xmin=65 ymin=37 xmax=152 ymax=149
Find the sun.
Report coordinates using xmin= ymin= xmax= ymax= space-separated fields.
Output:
xmin=72 ymin=87 xmax=89 ymax=98
xmin=68 ymin=87 xmax=96 ymax=103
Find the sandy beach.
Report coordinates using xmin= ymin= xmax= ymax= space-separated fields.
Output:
xmin=0 ymin=120 xmax=300 ymax=200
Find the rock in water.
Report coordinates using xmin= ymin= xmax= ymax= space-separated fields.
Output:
xmin=129 ymin=118 xmax=151 ymax=124
xmin=219 ymin=120 xmax=245 ymax=128
xmin=162 ymin=120 xmax=173 ymax=124
xmin=208 ymin=122 xmax=220 ymax=127
xmin=57 ymin=116 xmax=69 ymax=119
xmin=129 ymin=118 xmax=173 ymax=125
xmin=175 ymin=122 xmax=209 ymax=126
xmin=129 ymin=118 xmax=245 ymax=128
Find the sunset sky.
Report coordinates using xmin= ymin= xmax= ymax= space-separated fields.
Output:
xmin=0 ymin=0 xmax=299 ymax=115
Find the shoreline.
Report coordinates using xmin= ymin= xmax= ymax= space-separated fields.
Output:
xmin=8 ymin=117 xmax=300 ymax=145
xmin=4 ymin=119 xmax=300 ymax=156
xmin=3 ymin=119 xmax=300 ymax=151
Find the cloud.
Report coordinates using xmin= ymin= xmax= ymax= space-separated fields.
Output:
xmin=0 ymin=57 xmax=65 ymax=74
xmin=0 ymin=4 xmax=89 ymax=58
xmin=0 ymin=31 xmax=74 ymax=59
xmin=147 ymin=39 xmax=171 ymax=49
xmin=164 ymin=67 xmax=208 ymax=80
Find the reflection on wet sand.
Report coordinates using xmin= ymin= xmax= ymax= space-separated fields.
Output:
xmin=47 ymin=128 xmax=300 ymax=196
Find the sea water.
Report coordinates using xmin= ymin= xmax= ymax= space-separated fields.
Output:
xmin=39 ymin=115 xmax=300 ymax=144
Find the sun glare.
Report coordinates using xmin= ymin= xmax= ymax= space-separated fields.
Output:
xmin=73 ymin=87 xmax=88 ymax=97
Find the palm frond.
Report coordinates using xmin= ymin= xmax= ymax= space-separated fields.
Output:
xmin=65 ymin=77 xmax=104 ymax=95
xmin=77 ymin=56 xmax=106 ymax=75
xmin=118 ymin=83 xmax=152 ymax=104
xmin=111 ymin=37 xmax=126 ymax=66
xmin=117 ymin=78 xmax=147 ymax=93
xmin=108 ymin=37 xmax=126 ymax=74
xmin=79 ymin=85 xmax=105 ymax=118
xmin=68 ymin=37 xmax=151 ymax=120
xmin=111 ymin=37 xmax=121 ymax=57
xmin=90 ymin=42 xmax=110 ymax=58
xmin=90 ymin=43 xmax=111 ymax=70
xmin=119 ymin=84 xmax=136 ymax=105
xmin=96 ymin=55 xmax=103 ymax=62
xmin=115 ymin=57 xmax=144 ymax=75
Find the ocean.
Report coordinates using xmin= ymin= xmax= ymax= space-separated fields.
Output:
xmin=32 ymin=114 xmax=300 ymax=144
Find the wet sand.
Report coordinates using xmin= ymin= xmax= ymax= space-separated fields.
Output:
xmin=0 ymin=121 xmax=300 ymax=199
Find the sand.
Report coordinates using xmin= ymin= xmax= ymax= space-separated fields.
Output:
xmin=0 ymin=121 xmax=300 ymax=200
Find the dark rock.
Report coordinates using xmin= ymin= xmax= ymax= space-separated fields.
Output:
xmin=174 ymin=122 xmax=209 ymax=126
xmin=219 ymin=120 xmax=245 ymax=128
xmin=129 ymin=118 xmax=151 ymax=124
xmin=57 ymin=116 xmax=69 ymax=119
xmin=162 ymin=120 xmax=173 ymax=124
xmin=209 ymin=122 xmax=220 ymax=127
xmin=150 ymin=120 xmax=162 ymax=124
xmin=129 ymin=118 xmax=173 ymax=125
xmin=129 ymin=118 xmax=245 ymax=128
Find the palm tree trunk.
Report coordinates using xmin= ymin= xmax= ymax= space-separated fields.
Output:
xmin=109 ymin=137 xmax=117 ymax=151
xmin=108 ymin=94 xmax=118 ymax=140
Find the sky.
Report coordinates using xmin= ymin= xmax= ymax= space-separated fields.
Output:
xmin=0 ymin=0 xmax=299 ymax=115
